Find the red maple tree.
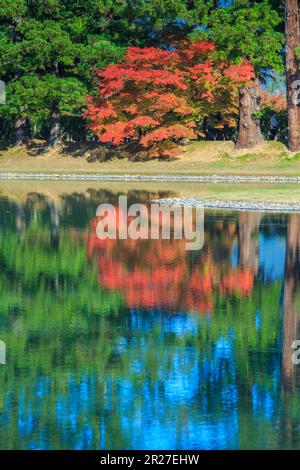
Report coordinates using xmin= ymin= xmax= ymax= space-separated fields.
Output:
xmin=85 ymin=41 xmax=254 ymax=157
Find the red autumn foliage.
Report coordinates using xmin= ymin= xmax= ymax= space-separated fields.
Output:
xmin=223 ymin=62 xmax=255 ymax=83
xmin=85 ymin=41 xmax=254 ymax=157
xmin=219 ymin=269 xmax=254 ymax=297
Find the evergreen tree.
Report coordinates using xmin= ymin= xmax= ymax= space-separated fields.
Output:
xmin=0 ymin=0 xmax=287 ymax=149
xmin=0 ymin=1 xmax=125 ymax=145
xmin=285 ymin=0 xmax=300 ymax=151
xmin=190 ymin=0 xmax=284 ymax=148
xmin=0 ymin=0 xmax=206 ymax=146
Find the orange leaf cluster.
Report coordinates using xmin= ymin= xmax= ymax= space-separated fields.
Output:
xmin=259 ymin=89 xmax=287 ymax=112
xmin=85 ymin=41 xmax=255 ymax=157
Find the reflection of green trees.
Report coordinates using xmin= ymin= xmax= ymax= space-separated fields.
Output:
xmin=0 ymin=220 xmax=124 ymax=366
xmin=199 ymin=281 xmax=282 ymax=385
xmin=0 ymin=191 xmax=298 ymax=449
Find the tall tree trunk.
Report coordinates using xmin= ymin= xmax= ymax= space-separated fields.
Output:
xmin=10 ymin=18 xmax=28 ymax=147
xmin=285 ymin=0 xmax=300 ymax=151
xmin=235 ymin=83 xmax=264 ymax=149
xmin=47 ymin=103 xmax=61 ymax=148
xmin=11 ymin=114 xmax=28 ymax=146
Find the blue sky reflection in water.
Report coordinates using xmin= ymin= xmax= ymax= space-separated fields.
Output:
xmin=0 ymin=187 xmax=299 ymax=450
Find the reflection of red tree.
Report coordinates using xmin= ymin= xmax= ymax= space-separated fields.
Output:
xmin=219 ymin=269 xmax=254 ymax=296
xmin=98 ymin=255 xmax=183 ymax=308
xmin=87 ymin=214 xmax=254 ymax=313
xmin=186 ymin=259 xmax=217 ymax=313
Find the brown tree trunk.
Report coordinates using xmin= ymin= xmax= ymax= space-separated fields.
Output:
xmin=10 ymin=18 xmax=29 ymax=147
xmin=285 ymin=0 xmax=300 ymax=151
xmin=235 ymin=83 xmax=264 ymax=149
xmin=11 ymin=115 xmax=28 ymax=146
xmin=47 ymin=103 xmax=61 ymax=148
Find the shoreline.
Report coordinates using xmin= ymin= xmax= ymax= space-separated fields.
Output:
xmin=2 ymin=172 xmax=300 ymax=183
xmin=152 ymin=197 xmax=300 ymax=213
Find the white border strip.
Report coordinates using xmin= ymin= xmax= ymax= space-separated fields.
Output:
xmin=1 ymin=172 xmax=300 ymax=183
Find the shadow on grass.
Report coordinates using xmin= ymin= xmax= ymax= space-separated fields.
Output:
xmin=0 ymin=139 xmax=181 ymax=163
xmin=66 ymin=141 xmax=180 ymax=163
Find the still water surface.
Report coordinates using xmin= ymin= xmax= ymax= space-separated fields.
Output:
xmin=0 ymin=185 xmax=299 ymax=450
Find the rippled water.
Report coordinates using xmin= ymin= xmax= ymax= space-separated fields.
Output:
xmin=0 ymin=184 xmax=299 ymax=450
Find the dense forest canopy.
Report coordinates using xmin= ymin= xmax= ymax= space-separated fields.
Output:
xmin=0 ymin=1 xmax=299 ymax=154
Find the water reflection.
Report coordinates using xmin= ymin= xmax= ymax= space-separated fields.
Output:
xmin=0 ymin=187 xmax=299 ymax=449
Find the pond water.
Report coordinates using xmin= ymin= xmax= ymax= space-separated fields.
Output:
xmin=0 ymin=184 xmax=299 ymax=450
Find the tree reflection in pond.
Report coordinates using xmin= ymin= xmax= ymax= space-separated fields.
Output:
xmin=0 ymin=188 xmax=299 ymax=449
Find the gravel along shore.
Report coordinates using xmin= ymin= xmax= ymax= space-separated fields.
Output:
xmin=2 ymin=172 xmax=300 ymax=183
xmin=152 ymin=197 xmax=300 ymax=213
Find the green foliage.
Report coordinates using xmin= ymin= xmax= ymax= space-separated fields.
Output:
xmin=0 ymin=1 xmax=125 ymax=142
xmin=190 ymin=0 xmax=284 ymax=75
xmin=0 ymin=0 xmax=286 ymax=145
xmin=260 ymin=108 xmax=288 ymax=144
xmin=252 ymin=111 xmax=264 ymax=120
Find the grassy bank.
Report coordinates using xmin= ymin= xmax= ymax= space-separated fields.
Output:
xmin=2 ymin=140 xmax=300 ymax=176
